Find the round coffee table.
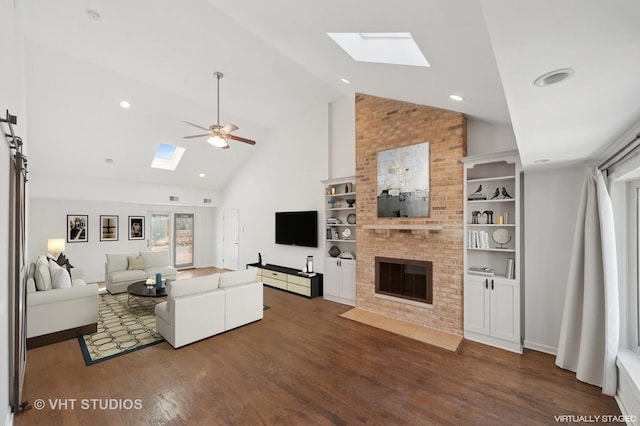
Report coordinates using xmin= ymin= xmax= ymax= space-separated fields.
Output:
xmin=126 ymin=281 xmax=167 ymax=307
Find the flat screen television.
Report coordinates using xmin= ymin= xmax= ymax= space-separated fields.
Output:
xmin=275 ymin=210 xmax=318 ymax=247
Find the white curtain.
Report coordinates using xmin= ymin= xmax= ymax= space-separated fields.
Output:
xmin=555 ymin=167 xmax=619 ymax=395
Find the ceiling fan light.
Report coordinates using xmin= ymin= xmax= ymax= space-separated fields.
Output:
xmin=207 ymin=135 xmax=229 ymax=149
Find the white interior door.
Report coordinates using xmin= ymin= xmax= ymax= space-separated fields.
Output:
xmin=223 ymin=209 xmax=239 ymax=270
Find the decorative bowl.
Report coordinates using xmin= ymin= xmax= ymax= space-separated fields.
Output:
xmin=346 ymin=198 xmax=356 ymax=207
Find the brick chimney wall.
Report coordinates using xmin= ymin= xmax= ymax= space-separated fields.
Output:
xmin=355 ymin=93 xmax=466 ymax=335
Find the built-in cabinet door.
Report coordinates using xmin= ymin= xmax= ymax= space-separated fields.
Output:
xmin=323 ymin=258 xmax=355 ymax=305
xmin=489 ymin=277 xmax=519 ymax=343
xmin=339 ymin=259 xmax=356 ymax=302
xmin=323 ymin=258 xmax=339 ymax=297
xmin=464 ymin=275 xmax=490 ymax=335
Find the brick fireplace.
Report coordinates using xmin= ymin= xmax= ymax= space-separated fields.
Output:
xmin=355 ymin=93 xmax=466 ymax=336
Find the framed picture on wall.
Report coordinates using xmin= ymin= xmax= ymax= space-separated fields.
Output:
xmin=100 ymin=215 xmax=119 ymax=241
xmin=67 ymin=214 xmax=88 ymax=243
xmin=128 ymin=216 xmax=145 ymax=240
xmin=376 ymin=141 xmax=431 ymax=218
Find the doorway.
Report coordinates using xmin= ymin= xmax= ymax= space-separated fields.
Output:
xmin=150 ymin=212 xmax=195 ymax=269
xmin=174 ymin=213 xmax=194 ymax=268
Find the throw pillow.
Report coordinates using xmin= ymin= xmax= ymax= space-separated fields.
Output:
xmin=34 ymin=263 xmax=52 ymax=291
xmin=49 ymin=260 xmax=72 ymax=289
xmin=48 ymin=252 xmax=74 ymax=274
xmin=127 ymin=255 xmax=144 ymax=270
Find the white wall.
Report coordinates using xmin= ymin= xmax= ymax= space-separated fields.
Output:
xmin=28 ymin=197 xmax=216 ymax=283
xmin=216 ymin=103 xmax=329 ymax=271
xmin=467 ymin=118 xmax=518 ymax=155
xmin=1 ymin=0 xmax=26 ymax=422
xmin=329 ymin=94 xmax=355 ymax=178
xmin=28 ymin=170 xmax=221 ymax=208
xmin=523 ymin=166 xmax=585 ymax=353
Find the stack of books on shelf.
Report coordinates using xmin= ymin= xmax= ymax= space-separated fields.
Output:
xmin=468 ymin=266 xmax=494 ymax=277
xmin=468 ymin=230 xmax=490 ymax=249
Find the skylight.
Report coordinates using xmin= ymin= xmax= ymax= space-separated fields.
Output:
xmin=327 ymin=32 xmax=430 ymax=67
xmin=150 ymin=143 xmax=185 ymax=171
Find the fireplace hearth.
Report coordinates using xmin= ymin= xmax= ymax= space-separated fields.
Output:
xmin=375 ymin=257 xmax=433 ymax=304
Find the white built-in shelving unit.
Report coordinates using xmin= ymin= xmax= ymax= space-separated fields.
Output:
xmin=460 ymin=150 xmax=522 ymax=353
xmin=321 ymin=176 xmax=356 ymax=306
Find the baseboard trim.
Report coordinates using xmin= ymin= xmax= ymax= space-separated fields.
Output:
xmin=27 ymin=323 xmax=97 ymax=349
xmin=323 ymin=294 xmax=356 ymax=306
xmin=523 ymin=340 xmax=557 ymax=355
xmin=464 ymin=331 xmax=522 ymax=354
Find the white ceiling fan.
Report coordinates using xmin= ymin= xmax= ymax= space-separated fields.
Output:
xmin=183 ymin=72 xmax=256 ymax=149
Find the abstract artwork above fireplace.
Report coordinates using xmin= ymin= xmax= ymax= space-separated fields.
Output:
xmin=376 ymin=142 xmax=430 ymax=217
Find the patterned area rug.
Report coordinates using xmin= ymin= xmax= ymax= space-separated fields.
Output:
xmin=78 ymin=292 xmax=165 ymax=365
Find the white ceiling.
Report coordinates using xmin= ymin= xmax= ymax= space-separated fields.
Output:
xmin=20 ymin=0 xmax=640 ymax=191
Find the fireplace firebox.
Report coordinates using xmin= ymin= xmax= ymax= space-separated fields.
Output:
xmin=375 ymin=257 xmax=433 ymax=304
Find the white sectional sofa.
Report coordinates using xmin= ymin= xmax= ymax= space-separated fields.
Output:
xmin=105 ymin=251 xmax=178 ymax=294
xmin=155 ymin=268 xmax=263 ymax=348
xmin=26 ymin=255 xmax=99 ymax=348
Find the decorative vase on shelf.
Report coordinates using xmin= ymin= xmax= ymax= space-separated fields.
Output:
xmin=346 ymin=198 xmax=355 ymax=207
xmin=328 ymin=246 xmax=340 ymax=257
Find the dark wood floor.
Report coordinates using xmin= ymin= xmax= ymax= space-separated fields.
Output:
xmin=15 ymin=284 xmax=620 ymax=425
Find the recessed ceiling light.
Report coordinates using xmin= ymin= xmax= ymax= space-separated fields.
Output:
xmin=534 ymin=159 xmax=551 ymax=164
xmin=104 ymin=158 xmax=114 ymax=164
xmin=340 ymin=78 xmax=351 ymax=84
xmin=86 ymin=9 xmax=101 ymax=21
xmin=199 ymin=173 xmax=206 ymax=178
xmin=449 ymin=94 xmax=464 ymax=102
xmin=533 ymin=68 xmax=574 ymax=87
xmin=119 ymin=100 xmax=130 ymax=109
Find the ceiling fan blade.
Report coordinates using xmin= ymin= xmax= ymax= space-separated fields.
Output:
xmin=222 ymin=123 xmax=239 ymax=134
xmin=183 ymin=121 xmax=209 ymax=131
xmin=183 ymin=133 xmax=211 ymax=139
xmin=226 ymin=134 xmax=256 ymax=145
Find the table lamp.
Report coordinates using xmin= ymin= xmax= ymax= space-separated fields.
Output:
xmin=47 ymin=238 xmax=66 ymax=258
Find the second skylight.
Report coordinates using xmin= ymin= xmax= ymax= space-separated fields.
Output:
xmin=327 ymin=32 xmax=430 ymax=67
xmin=151 ymin=143 xmax=185 ymax=171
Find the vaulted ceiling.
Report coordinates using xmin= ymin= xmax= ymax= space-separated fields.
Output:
xmin=20 ymin=0 xmax=640 ymax=191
